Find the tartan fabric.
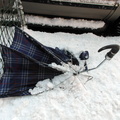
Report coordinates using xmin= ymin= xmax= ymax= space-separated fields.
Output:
xmin=0 ymin=27 xmax=78 ymax=98
xmin=11 ymin=27 xmax=78 ymax=64
xmin=0 ymin=45 xmax=62 ymax=98
xmin=10 ymin=27 xmax=68 ymax=64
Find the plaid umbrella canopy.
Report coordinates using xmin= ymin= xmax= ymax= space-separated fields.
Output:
xmin=11 ymin=27 xmax=72 ymax=64
xmin=0 ymin=27 xmax=74 ymax=98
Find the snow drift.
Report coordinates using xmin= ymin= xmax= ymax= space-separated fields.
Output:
xmin=0 ymin=27 xmax=119 ymax=120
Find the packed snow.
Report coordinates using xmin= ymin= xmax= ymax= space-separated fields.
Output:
xmin=52 ymin=0 xmax=119 ymax=5
xmin=0 ymin=27 xmax=120 ymax=120
xmin=25 ymin=15 xmax=105 ymax=29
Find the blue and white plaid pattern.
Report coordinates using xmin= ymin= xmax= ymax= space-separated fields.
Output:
xmin=0 ymin=27 xmax=77 ymax=98
xmin=0 ymin=45 xmax=62 ymax=98
xmin=10 ymin=27 xmax=61 ymax=64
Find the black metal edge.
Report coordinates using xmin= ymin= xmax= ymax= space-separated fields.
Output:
xmin=21 ymin=0 xmax=117 ymax=10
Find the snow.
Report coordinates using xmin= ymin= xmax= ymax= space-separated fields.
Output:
xmin=25 ymin=15 xmax=105 ymax=29
xmin=0 ymin=27 xmax=120 ymax=120
xmin=51 ymin=0 xmax=119 ymax=5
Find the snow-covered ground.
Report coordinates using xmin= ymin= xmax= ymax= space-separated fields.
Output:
xmin=25 ymin=15 xmax=105 ymax=29
xmin=52 ymin=0 xmax=119 ymax=5
xmin=0 ymin=27 xmax=120 ymax=120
